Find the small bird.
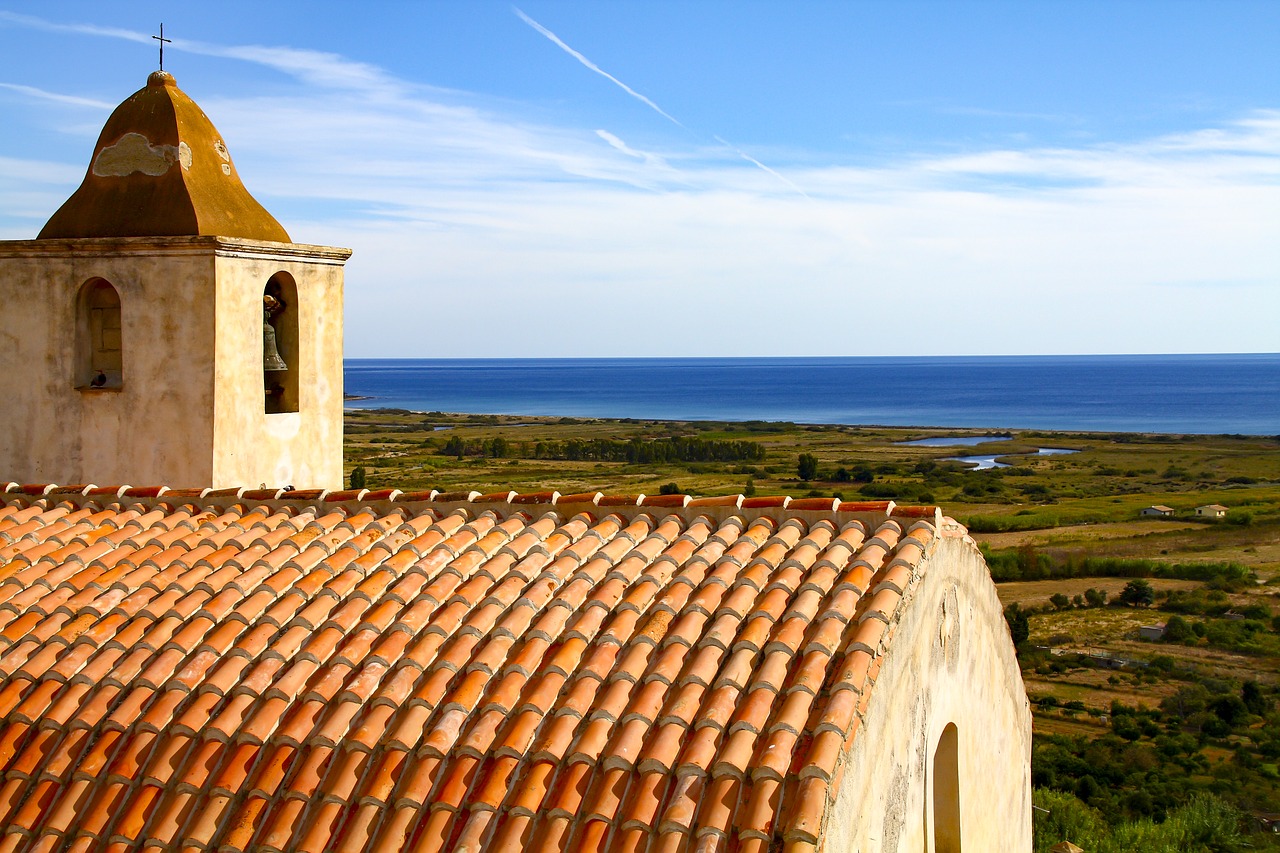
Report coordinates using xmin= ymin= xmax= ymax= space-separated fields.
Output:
xmin=90 ymin=371 xmax=107 ymax=388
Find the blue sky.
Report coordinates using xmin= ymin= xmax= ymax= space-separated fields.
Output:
xmin=2 ymin=2 xmax=1277 ymax=357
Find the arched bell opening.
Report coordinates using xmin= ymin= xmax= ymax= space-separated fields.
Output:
xmin=932 ymin=722 xmax=962 ymax=853
xmin=76 ymin=277 xmax=123 ymax=390
xmin=263 ymin=272 xmax=299 ymax=414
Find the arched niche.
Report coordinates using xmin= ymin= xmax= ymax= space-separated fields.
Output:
xmin=263 ymin=271 xmax=299 ymax=414
xmin=76 ymin=278 xmax=123 ymax=389
xmin=932 ymin=722 xmax=962 ymax=853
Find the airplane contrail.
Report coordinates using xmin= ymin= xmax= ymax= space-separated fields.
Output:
xmin=715 ymin=135 xmax=811 ymax=199
xmin=513 ymin=7 xmax=684 ymax=128
xmin=513 ymin=6 xmax=808 ymax=199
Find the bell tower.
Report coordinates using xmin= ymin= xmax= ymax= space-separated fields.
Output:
xmin=0 ymin=71 xmax=350 ymax=489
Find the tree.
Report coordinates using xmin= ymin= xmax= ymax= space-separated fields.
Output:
xmin=349 ymin=466 xmax=367 ymax=490
xmin=1084 ymin=587 xmax=1107 ymax=607
xmin=1242 ymin=680 xmax=1270 ymax=716
xmin=1003 ymin=603 xmax=1030 ymax=646
xmin=1119 ymin=579 xmax=1155 ymax=608
xmin=1210 ymin=694 xmax=1247 ymax=727
xmin=1050 ymin=593 xmax=1071 ymax=610
xmin=658 ymin=482 xmax=681 ymax=495
xmin=797 ymin=453 xmax=819 ymax=481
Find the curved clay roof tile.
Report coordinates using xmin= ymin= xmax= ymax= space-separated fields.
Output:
xmin=38 ymin=71 xmax=289 ymax=242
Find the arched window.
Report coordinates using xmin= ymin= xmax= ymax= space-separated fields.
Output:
xmin=933 ymin=723 xmax=962 ymax=853
xmin=263 ymin=272 xmax=299 ymax=414
xmin=77 ymin=278 xmax=123 ymax=389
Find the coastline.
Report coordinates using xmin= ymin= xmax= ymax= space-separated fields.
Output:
xmin=342 ymin=353 xmax=1280 ymax=436
xmin=342 ymin=404 xmax=1262 ymax=440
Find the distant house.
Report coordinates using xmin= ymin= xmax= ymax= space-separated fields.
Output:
xmin=1140 ymin=505 xmax=1175 ymax=517
xmin=1138 ymin=624 xmax=1167 ymax=641
xmin=1195 ymin=504 xmax=1228 ymax=519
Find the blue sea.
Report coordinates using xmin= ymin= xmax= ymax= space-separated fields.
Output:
xmin=343 ymin=354 xmax=1280 ymax=435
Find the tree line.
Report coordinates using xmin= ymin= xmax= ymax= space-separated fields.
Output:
xmin=439 ymin=435 xmax=766 ymax=464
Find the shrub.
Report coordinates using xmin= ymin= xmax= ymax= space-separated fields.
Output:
xmin=1163 ymin=615 xmax=1194 ymax=643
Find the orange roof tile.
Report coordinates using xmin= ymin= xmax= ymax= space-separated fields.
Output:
xmin=0 ymin=482 xmax=948 ymax=851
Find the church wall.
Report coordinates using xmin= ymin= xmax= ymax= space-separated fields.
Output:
xmin=824 ymin=531 xmax=1032 ymax=853
xmin=0 ymin=240 xmax=217 ymax=486
xmin=211 ymin=245 xmax=346 ymax=490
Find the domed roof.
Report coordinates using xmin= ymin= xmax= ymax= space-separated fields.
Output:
xmin=38 ymin=71 xmax=290 ymax=242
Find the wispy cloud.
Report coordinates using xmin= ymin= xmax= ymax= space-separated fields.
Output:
xmin=0 ymin=11 xmax=152 ymax=44
xmin=512 ymin=6 xmax=809 ymax=199
xmin=0 ymin=11 xmax=398 ymax=95
xmin=0 ymin=82 xmax=112 ymax=110
xmin=594 ymin=129 xmax=676 ymax=175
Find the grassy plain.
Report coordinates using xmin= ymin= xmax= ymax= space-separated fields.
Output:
xmin=344 ymin=407 xmax=1279 ymax=584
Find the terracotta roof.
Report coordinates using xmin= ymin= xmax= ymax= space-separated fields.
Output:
xmin=38 ymin=72 xmax=290 ymax=243
xmin=0 ymin=482 xmax=953 ymax=852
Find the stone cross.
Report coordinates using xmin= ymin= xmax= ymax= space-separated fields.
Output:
xmin=152 ymin=24 xmax=172 ymax=70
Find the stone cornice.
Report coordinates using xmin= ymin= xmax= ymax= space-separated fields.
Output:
xmin=0 ymin=235 xmax=352 ymax=265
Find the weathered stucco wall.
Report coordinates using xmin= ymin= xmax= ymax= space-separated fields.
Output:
xmin=0 ymin=236 xmax=348 ymax=490
xmin=823 ymin=528 xmax=1032 ymax=853
xmin=212 ymin=244 xmax=346 ymax=489
xmin=0 ymin=239 xmax=218 ymax=486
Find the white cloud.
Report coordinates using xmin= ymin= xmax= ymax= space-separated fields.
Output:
xmin=2 ymin=12 xmax=1277 ymax=356
xmin=0 ymin=82 xmax=112 ymax=110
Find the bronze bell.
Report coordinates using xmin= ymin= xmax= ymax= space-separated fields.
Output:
xmin=263 ymin=320 xmax=288 ymax=371
xmin=263 ymin=295 xmax=288 ymax=372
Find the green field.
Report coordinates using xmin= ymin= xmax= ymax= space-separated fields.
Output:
xmin=344 ymin=408 xmax=1280 ymax=586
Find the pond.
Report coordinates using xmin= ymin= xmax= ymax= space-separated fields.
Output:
xmin=945 ymin=447 xmax=1079 ymax=470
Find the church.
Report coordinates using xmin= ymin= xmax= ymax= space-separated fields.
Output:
xmin=0 ymin=69 xmax=1031 ymax=852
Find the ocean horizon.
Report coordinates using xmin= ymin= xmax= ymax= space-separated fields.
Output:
xmin=343 ymin=353 xmax=1280 ymax=436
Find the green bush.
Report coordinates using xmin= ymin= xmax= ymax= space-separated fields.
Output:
xmin=1163 ymin=615 xmax=1195 ymax=643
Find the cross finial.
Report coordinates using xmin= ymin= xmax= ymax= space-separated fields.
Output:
xmin=152 ymin=24 xmax=172 ymax=70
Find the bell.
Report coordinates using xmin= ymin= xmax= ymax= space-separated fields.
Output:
xmin=263 ymin=319 xmax=288 ymax=372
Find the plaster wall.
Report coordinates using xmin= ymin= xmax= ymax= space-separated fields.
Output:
xmin=0 ymin=237 xmax=348 ymax=490
xmin=0 ymin=239 xmax=217 ymax=486
xmin=823 ymin=530 xmax=1032 ymax=853
xmin=211 ymin=246 xmax=345 ymax=489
